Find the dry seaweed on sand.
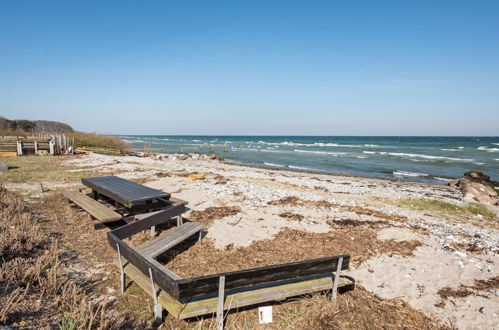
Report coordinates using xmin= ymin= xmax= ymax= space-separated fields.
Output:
xmin=190 ymin=206 xmax=241 ymax=226
xmin=279 ymin=211 xmax=305 ymax=221
xmin=165 ymin=228 xmax=423 ymax=278
xmin=435 ymin=276 xmax=499 ymax=308
xmin=268 ymin=196 xmax=407 ymax=222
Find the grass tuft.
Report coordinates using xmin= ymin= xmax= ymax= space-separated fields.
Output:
xmin=399 ymin=198 xmax=496 ymax=220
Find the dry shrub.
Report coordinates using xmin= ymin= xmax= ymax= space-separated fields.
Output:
xmin=279 ymin=212 xmax=304 ymax=221
xmin=0 ymin=186 xmax=44 ymax=261
xmin=166 ymin=228 xmax=422 ymax=278
xmin=435 ymin=276 xmax=499 ymax=308
xmin=0 ymin=185 xmax=127 ymax=328
xmin=190 ymin=206 xmax=241 ymax=227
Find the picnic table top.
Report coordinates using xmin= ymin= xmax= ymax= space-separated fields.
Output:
xmin=82 ymin=176 xmax=170 ymax=208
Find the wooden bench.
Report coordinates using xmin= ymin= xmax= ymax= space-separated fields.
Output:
xmin=138 ymin=222 xmax=203 ymax=258
xmin=64 ymin=190 xmax=122 ymax=222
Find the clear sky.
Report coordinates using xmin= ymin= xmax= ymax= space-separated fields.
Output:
xmin=1 ymin=1 xmax=498 ymax=135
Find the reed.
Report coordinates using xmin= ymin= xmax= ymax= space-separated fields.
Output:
xmin=67 ymin=131 xmax=129 ymax=153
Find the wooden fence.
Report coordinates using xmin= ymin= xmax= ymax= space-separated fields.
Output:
xmin=0 ymin=134 xmax=72 ymax=156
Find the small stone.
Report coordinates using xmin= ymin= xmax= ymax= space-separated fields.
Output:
xmin=479 ymin=307 xmax=485 ymax=313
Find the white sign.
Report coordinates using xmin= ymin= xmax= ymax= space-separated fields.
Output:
xmin=258 ymin=306 xmax=273 ymax=324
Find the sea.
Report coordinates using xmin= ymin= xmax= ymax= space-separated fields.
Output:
xmin=120 ymin=136 xmax=499 ymax=185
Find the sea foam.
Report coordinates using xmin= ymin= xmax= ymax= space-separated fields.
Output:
xmin=393 ymin=171 xmax=429 ymax=177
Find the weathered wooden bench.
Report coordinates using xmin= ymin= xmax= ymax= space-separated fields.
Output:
xmin=64 ymin=190 xmax=122 ymax=222
xmin=107 ymin=208 xmax=355 ymax=328
xmin=138 ymin=222 xmax=203 ymax=258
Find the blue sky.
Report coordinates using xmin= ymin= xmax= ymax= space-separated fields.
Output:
xmin=1 ymin=1 xmax=498 ymax=135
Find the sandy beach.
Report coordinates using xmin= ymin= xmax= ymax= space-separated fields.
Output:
xmin=42 ymin=152 xmax=497 ymax=329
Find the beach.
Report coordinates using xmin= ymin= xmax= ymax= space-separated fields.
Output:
xmin=6 ymin=151 xmax=492 ymax=328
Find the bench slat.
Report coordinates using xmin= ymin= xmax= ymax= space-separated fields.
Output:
xmin=64 ymin=190 xmax=122 ymax=222
xmin=138 ymin=222 xmax=203 ymax=258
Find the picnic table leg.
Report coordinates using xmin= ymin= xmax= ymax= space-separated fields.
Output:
xmin=91 ymin=190 xmax=98 ymax=200
xmin=216 ymin=275 xmax=225 ymax=330
xmin=116 ymin=243 xmax=126 ymax=293
xmin=148 ymin=268 xmax=162 ymax=323
xmin=150 ymin=225 xmax=156 ymax=237
xmin=331 ymin=256 xmax=343 ymax=300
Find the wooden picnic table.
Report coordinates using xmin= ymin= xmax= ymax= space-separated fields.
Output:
xmin=82 ymin=176 xmax=171 ymax=208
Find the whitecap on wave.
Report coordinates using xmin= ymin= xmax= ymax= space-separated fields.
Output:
xmin=366 ymin=151 xmax=474 ymax=162
xmin=264 ymin=162 xmax=285 ymax=167
xmin=477 ymin=146 xmax=499 ymax=152
xmin=294 ymin=149 xmax=347 ymax=156
xmin=289 ymin=165 xmax=317 ymax=171
xmin=393 ymin=171 xmax=429 ymax=177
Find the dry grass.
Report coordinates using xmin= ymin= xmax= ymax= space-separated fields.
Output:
xmin=0 ymin=186 xmax=128 ymax=328
xmin=67 ymin=131 xmax=128 ymax=154
xmin=165 ymin=228 xmax=422 ymax=278
xmin=398 ymin=198 xmax=497 ymax=221
xmin=0 ymin=155 xmax=98 ymax=184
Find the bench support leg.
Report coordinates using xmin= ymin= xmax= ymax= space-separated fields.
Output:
xmin=176 ymin=215 xmax=183 ymax=227
xmin=116 ymin=243 xmax=126 ymax=293
xmin=216 ymin=275 xmax=225 ymax=330
xmin=150 ymin=226 xmax=156 ymax=237
xmin=198 ymin=231 xmax=203 ymax=243
xmin=148 ymin=268 xmax=162 ymax=323
xmin=331 ymin=256 xmax=343 ymax=300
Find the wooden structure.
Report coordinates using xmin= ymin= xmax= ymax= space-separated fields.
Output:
xmin=65 ymin=176 xmax=185 ymax=227
xmin=63 ymin=190 xmax=122 ymax=222
xmin=65 ymin=176 xmax=355 ymax=328
xmin=0 ymin=134 xmax=69 ymax=156
xmin=82 ymin=176 xmax=171 ymax=209
xmin=108 ymin=212 xmax=354 ymax=326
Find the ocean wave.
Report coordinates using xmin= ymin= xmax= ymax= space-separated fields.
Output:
xmin=264 ymin=162 xmax=285 ymax=167
xmin=441 ymin=148 xmax=462 ymax=151
xmin=289 ymin=165 xmax=318 ymax=171
xmin=256 ymin=141 xmax=377 ymax=148
xmin=493 ymin=143 xmax=499 ymax=146
xmin=363 ymin=151 xmax=376 ymax=154
xmin=434 ymin=177 xmax=452 ymax=182
xmin=393 ymin=171 xmax=429 ymax=177
xmin=477 ymin=146 xmax=499 ymax=152
xmin=294 ymin=149 xmax=347 ymax=156
xmin=356 ymin=155 xmax=368 ymax=159
xmin=366 ymin=151 xmax=474 ymax=162
xmin=192 ymin=139 xmax=202 ymax=142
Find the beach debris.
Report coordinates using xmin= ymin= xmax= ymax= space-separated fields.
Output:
xmin=187 ymin=173 xmax=206 ymax=181
xmin=279 ymin=212 xmax=304 ymax=221
xmin=450 ymin=171 xmax=499 ymax=206
xmin=190 ymin=206 xmax=241 ymax=226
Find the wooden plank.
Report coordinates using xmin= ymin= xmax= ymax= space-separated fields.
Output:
xmin=176 ymin=255 xmax=350 ymax=299
xmin=107 ymin=232 xmax=179 ymax=296
xmin=82 ymin=176 xmax=170 ymax=207
xmin=118 ymin=255 xmax=354 ymax=319
xmin=64 ymin=190 xmax=122 ymax=222
xmin=137 ymin=222 xmax=203 ymax=258
xmin=112 ymin=204 xmax=186 ymax=239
